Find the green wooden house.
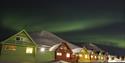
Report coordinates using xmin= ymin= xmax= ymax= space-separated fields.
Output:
xmin=0 ymin=30 xmax=37 ymax=59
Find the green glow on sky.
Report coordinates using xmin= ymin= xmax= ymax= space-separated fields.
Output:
xmin=2 ymin=14 xmax=118 ymax=33
xmin=2 ymin=6 xmax=125 ymax=48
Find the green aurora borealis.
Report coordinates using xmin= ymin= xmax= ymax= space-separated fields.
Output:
xmin=0 ymin=0 xmax=125 ymax=48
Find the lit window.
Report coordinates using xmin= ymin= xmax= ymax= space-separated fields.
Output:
xmin=66 ymin=53 xmax=70 ymax=58
xmin=26 ymin=47 xmax=33 ymax=54
xmin=101 ymin=57 xmax=103 ymax=59
xmin=57 ymin=52 xmax=62 ymax=56
xmin=85 ymin=55 xmax=88 ymax=58
xmin=40 ymin=47 xmax=45 ymax=52
xmin=4 ymin=45 xmax=16 ymax=51
xmin=79 ymin=54 xmax=83 ymax=57
xmin=60 ymin=47 xmax=63 ymax=49
xmin=95 ymin=56 xmax=97 ymax=59
xmin=91 ymin=55 xmax=93 ymax=58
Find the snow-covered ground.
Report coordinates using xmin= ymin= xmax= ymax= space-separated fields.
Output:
xmin=108 ymin=60 xmax=125 ymax=62
xmin=108 ymin=55 xmax=125 ymax=62
xmin=52 ymin=60 xmax=70 ymax=63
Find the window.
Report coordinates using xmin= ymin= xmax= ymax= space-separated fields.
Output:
xmin=16 ymin=37 xmax=20 ymax=41
xmin=57 ymin=52 xmax=62 ymax=56
xmin=91 ymin=52 xmax=94 ymax=54
xmin=66 ymin=53 xmax=70 ymax=58
xmin=16 ymin=36 xmax=23 ymax=41
xmin=60 ymin=47 xmax=63 ymax=49
xmin=26 ymin=47 xmax=33 ymax=54
xmin=101 ymin=56 xmax=103 ymax=59
xmin=85 ymin=55 xmax=88 ymax=58
xmin=4 ymin=45 xmax=16 ymax=51
xmin=79 ymin=54 xmax=83 ymax=57
xmin=60 ymin=46 xmax=64 ymax=49
xmin=95 ymin=56 xmax=97 ymax=59
xmin=91 ymin=55 xmax=93 ymax=58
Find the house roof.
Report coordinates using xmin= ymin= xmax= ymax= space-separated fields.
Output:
xmin=29 ymin=31 xmax=63 ymax=46
xmin=29 ymin=31 xmax=79 ymax=49
xmin=72 ymin=42 xmax=102 ymax=52
xmin=72 ymin=42 xmax=125 ymax=56
xmin=1 ymin=30 xmax=37 ymax=46
xmin=94 ymin=43 xmax=125 ymax=56
xmin=55 ymin=42 xmax=73 ymax=53
xmin=0 ymin=30 xmax=79 ymax=49
xmin=49 ymin=42 xmax=81 ymax=52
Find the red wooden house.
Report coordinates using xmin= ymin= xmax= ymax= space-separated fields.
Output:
xmin=55 ymin=42 xmax=77 ymax=63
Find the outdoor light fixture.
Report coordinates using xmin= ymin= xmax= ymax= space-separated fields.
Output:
xmin=26 ymin=47 xmax=33 ymax=54
xmin=40 ymin=47 xmax=45 ymax=52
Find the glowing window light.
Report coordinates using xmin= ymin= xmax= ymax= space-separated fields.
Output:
xmin=40 ymin=47 xmax=45 ymax=52
xmin=101 ymin=57 xmax=104 ymax=59
xmin=60 ymin=47 xmax=63 ymax=49
xmin=91 ymin=55 xmax=93 ymax=58
xmin=26 ymin=47 xmax=33 ymax=54
xmin=95 ymin=56 xmax=97 ymax=59
xmin=79 ymin=54 xmax=83 ymax=57
xmin=4 ymin=45 xmax=16 ymax=51
xmin=85 ymin=55 xmax=88 ymax=58
xmin=66 ymin=53 xmax=70 ymax=58
xmin=57 ymin=52 xmax=62 ymax=56
xmin=91 ymin=52 xmax=94 ymax=54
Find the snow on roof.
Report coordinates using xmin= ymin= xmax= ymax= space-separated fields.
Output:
xmin=30 ymin=31 xmax=79 ymax=49
xmin=49 ymin=42 xmax=80 ymax=51
xmin=72 ymin=48 xmax=82 ymax=54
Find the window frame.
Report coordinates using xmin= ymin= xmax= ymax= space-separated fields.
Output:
xmin=26 ymin=47 xmax=33 ymax=54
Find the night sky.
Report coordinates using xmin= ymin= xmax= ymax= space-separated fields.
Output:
xmin=0 ymin=0 xmax=125 ymax=48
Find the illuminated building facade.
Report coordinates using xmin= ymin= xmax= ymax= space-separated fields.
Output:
xmin=55 ymin=42 xmax=77 ymax=63
xmin=0 ymin=30 xmax=37 ymax=57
